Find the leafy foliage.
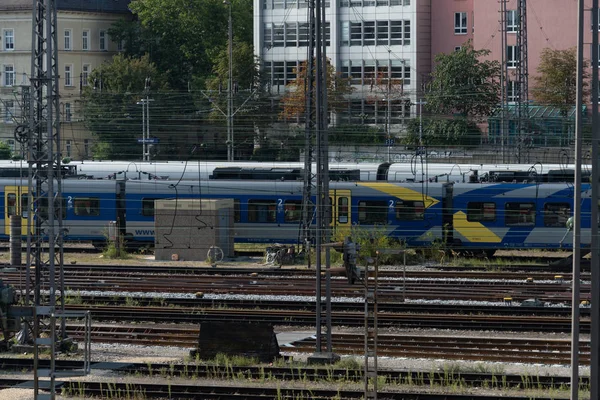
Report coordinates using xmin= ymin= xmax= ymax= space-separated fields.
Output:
xmin=531 ymin=47 xmax=587 ymax=112
xmin=402 ymin=117 xmax=482 ymax=148
xmin=82 ymin=54 xmax=200 ymax=160
xmin=426 ymin=41 xmax=501 ymax=119
xmin=280 ymin=59 xmax=353 ymax=120
xmin=329 ymin=125 xmax=385 ymax=145
xmin=0 ymin=142 xmax=13 ymax=159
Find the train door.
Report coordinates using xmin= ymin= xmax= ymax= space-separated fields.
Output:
xmin=4 ymin=186 xmax=29 ymax=235
xmin=116 ymin=181 xmax=126 ymax=238
xmin=330 ymin=189 xmax=351 ymax=232
xmin=441 ymin=183 xmax=453 ymax=245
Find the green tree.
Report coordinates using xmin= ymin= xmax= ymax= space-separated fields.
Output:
xmin=531 ymin=47 xmax=587 ymax=112
xmin=426 ymin=41 xmax=501 ymax=119
xmin=402 ymin=117 xmax=482 ymax=148
xmin=0 ymin=142 xmax=13 ymax=159
xmin=123 ymin=0 xmax=253 ymax=89
xmin=82 ymin=54 xmax=200 ymax=159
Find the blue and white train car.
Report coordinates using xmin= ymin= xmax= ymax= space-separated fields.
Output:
xmin=449 ymin=182 xmax=589 ymax=253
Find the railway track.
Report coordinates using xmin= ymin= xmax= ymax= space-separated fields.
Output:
xmin=1 ymin=378 xmax=569 ymax=400
xmin=2 ymin=269 xmax=588 ymax=303
xmin=0 ymin=357 xmax=589 ymax=389
xmin=62 ymin=324 xmax=588 ymax=365
xmin=62 ymin=304 xmax=588 ymax=332
xmin=58 ymin=294 xmax=590 ymax=317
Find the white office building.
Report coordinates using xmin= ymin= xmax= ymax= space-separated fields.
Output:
xmin=253 ymin=0 xmax=431 ymax=131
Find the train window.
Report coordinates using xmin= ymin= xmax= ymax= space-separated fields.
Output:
xmin=395 ymin=200 xmax=425 ymax=221
xmin=467 ymin=202 xmax=496 ymax=222
xmin=358 ymin=200 xmax=388 ymax=224
xmin=73 ymin=197 xmax=100 ymax=216
xmin=38 ymin=197 xmax=67 ymax=219
xmin=505 ymin=202 xmax=535 ymax=226
xmin=543 ymin=203 xmax=570 ymax=227
xmin=21 ymin=194 xmax=28 ymax=218
xmin=234 ymin=199 xmax=240 ymax=223
xmin=248 ymin=199 xmax=277 ymax=223
xmin=142 ymin=198 xmax=159 ymax=217
xmin=284 ymin=200 xmax=302 ymax=222
xmin=7 ymin=193 xmax=16 ymax=216
xmin=338 ymin=197 xmax=349 ymax=223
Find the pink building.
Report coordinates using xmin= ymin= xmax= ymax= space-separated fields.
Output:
xmin=433 ymin=0 xmax=597 ymax=96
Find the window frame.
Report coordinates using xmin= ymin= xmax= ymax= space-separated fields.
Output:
xmin=82 ymin=64 xmax=90 ymax=87
xmin=543 ymin=202 xmax=571 ymax=228
xmin=82 ymin=30 xmax=90 ymax=51
xmin=64 ymin=64 xmax=73 ymax=87
xmin=248 ymin=199 xmax=277 ymax=223
xmin=466 ymin=202 xmax=496 ymax=222
xmin=64 ymin=102 xmax=72 ymax=122
xmin=505 ymin=202 xmax=535 ymax=226
xmin=506 ymin=10 xmax=518 ymax=33
xmin=3 ymin=64 xmax=14 ymax=87
xmin=357 ymin=200 xmax=388 ymax=224
xmin=454 ymin=12 xmax=468 ymax=35
xmin=3 ymin=29 xmax=14 ymax=51
xmin=4 ymin=100 xmax=14 ymax=123
xmin=395 ymin=199 xmax=425 ymax=221
xmin=64 ymin=29 xmax=72 ymax=51
xmin=507 ymin=45 xmax=519 ymax=68
xmin=99 ymin=30 xmax=107 ymax=51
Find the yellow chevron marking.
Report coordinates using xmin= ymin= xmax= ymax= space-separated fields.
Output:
xmin=357 ymin=182 xmax=439 ymax=208
xmin=453 ymin=211 xmax=502 ymax=243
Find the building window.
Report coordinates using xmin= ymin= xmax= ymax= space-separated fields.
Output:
xmin=64 ymin=29 xmax=72 ymax=50
xmin=273 ymin=24 xmax=284 ymax=47
xmin=3 ymin=29 xmax=14 ymax=51
xmin=65 ymin=64 xmax=73 ymax=86
xmin=84 ymin=139 xmax=90 ymax=158
xmin=507 ymin=45 xmax=519 ymax=68
xmin=4 ymin=100 xmax=14 ymax=123
xmin=117 ymin=40 xmax=124 ymax=52
xmin=65 ymin=103 xmax=72 ymax=122
xmin=3 ymin=64 xmax=15 ymax=86
xmin=363 ymin=21 xmax=375 ymax=46
xmin=66 ymin=140 xmax=72 ymax=157
xmin=507 ymin=80 xmax=518 ymax=102
xmin=82 ymin=30 xmax=89 ymax=50
xmin=454 ymin=12 xmax=467 ymax=34
xmin=455 ymin=46 xmax=462 ymax=52
xmin=82 ymin=64 xmax=90 ymax=86
xmin=99 ymin=30 xmax=106 ymax=51
xmin=506 ymin=10 xmax=518 ymax=33
xmin=376 ymin=21 xmax=388 ymax=45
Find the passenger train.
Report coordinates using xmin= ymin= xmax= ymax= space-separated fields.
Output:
xmin=0 ymin=159 xmax=591 ymax=184
xmin=0 ymin=176 xmax=589 ymax=254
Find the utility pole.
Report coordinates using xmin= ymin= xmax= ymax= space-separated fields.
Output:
xmin=137 ymin=78 xmax=153 ymax=161
xmin=225 ymin=0 xmax=234 ymax=161
xmin=591 ymin=0 xmax=599 ymax=397
xmin=386 ymin=50 xmax=391 ymax=163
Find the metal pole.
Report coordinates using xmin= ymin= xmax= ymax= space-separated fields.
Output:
xmin=386 ymin=50 xmax=391 ymax=163
xmin=145 ymin=94 xmax=150 ymax=161
xmin=570 ymin=1 xmax=584 ymax=398
xmin=590 ymin=0 xmax=599 ymax=397
xmin=226 ymin=1 xmax=234 ymax=161
xmin=141 ymin=99 xmax=145 ymax=161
